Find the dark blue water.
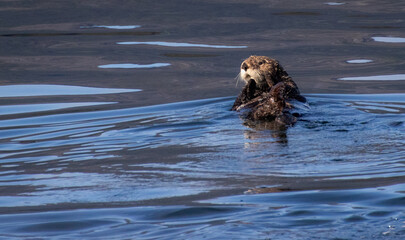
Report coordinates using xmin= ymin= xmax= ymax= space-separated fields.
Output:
xmin=0 ymin=93 xmax=404 ymax=239
xmin=0 ymin=0 xmax=404 ymax=239
xmin=0 ymin=185 xmax=403 ymax=239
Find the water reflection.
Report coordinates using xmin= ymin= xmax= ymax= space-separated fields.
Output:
xmin=372 ymin=36 xmax=405 ymax=43
xmin=1 ymin=31 xmax=159 ymax=37
xmin=346 ymin=59 xmax=373 ymax=64
xmin=307 ymin=93 xmax=405 ymax=102
xmin=1 ymin=184 xmax=402 ymax=239
xmin=162 ymin=53 xmax=219 ymax=58
xmin=0 ymin=94 xmax=403 ymax=209
xmin=1 ymin=0 xmax=404 ymax=238
xmin=0 ymin=84 xmax=141 ymax=97
xmin=273 ymin=12 xmax=321 ymax=16
xmin=242 ymin=119 xmax=289 ymax=144
xmin=0 ymin=102 xmax=116 ymax=115
xmin=117 ymin=41 xmax=248 ymax=49
xmin=98 ymin=63 xmax=171 ymax=69
xmin=324 ymin=2 xmax=345 ymax=5
xmin=337 ymin=74 xmax=405 ymax=81
xmin=80 ymin=25 xmax=141 ymax=29
xmin=351 ymin=101 xmax=405 ymax=114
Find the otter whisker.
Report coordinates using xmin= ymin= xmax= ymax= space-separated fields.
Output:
xmin=235 ymin=72 xmax=242 ymax=87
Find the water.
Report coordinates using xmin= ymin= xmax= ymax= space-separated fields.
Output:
xmin=346 ymin=59 xmax=374 ymax=64
xmin=338 ymin=74 xmax=405 ymax=81
xmin=372 ymin=37 xmax=405 ymax=43
xmin=98 ymin=63 xmax=171 ymax=69
xmin=0 ymin=0 xmax=404 ymax=239
xmin=0 ymin=85 xmax=140 ymax=97
xmin=80 ymin=25 xmax=142 ymax=30
xmin=117 ymin=41 xmax=248 ymax=48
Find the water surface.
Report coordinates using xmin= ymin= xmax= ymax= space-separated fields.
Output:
xmin=0 ymin=0 xmax=404 ymax=239
xmin=98 ymin=63 xmax=171 ymax=69
xmin=372 ymin=36 xmax=405 ymax=43
xmin=0 ymin=85 xmax=140 ymax=97
xmin=338 ymin=74 xmax=405 ymax=81
xmin=117 ymin=41 xmax=248 ymax=49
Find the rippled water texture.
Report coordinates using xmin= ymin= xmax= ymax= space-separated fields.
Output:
xmin=0 ymin=0 xmax=404 ymax=239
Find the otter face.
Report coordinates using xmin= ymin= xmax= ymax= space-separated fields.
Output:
xmin=239 ymin=55 xmax=277 ymax=87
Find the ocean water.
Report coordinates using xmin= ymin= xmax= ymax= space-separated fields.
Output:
xmin=0 ymin=0 xmax=404 ymax=239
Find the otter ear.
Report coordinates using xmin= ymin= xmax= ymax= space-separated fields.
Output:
xmin=265 ymin=61 xmax=281 ymax=86
xmin=274 ymin=61 xmax=286 ymax=83
xmin=273 ymin=61 xmax=280 ymax=71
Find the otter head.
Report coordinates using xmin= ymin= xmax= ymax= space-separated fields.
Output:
xmin=239 ymin=56 xmax=286 ymax=89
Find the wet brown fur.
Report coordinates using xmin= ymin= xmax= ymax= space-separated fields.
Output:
xmin=232 ymin=56 xmax=306 ymax=124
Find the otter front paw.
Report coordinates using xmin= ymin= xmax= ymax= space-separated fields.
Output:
xmin=231 ymin=79 xmax=258 ymax=110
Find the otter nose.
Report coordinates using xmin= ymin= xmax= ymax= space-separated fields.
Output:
xmin=241 ymin=63 xmax=248 ymax=71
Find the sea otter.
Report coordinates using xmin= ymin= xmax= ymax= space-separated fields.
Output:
xmin=232 ymin=56 xmax=306 ymax=124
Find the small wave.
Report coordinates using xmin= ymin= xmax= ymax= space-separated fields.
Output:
xmin=0 ymin=102 xmax=116 ymax=115
xmin=0 ymin=84 xmax=141 ymax=97
xmin=306 ymin=93 xmax=405 ymax=102
xmin=324 ymin=2 xmax=345 ymax=6
xmin=337 ymin=74 xmax=405 ymax=81
xmin=117 ymin=41 xmax=247 ymax=49
xmin=351 ymin=101 xmax=405 ymax=114
xmin=346 ymin=59 xmax=373 ymax=64
xmin=372 ymin=36 xmax=405 ymax=43
xmin=0 ymin=94 xmax=403 ymax=210
xmin=98 ymin=63 xmax=170 ymax=69
xmin=80 ymin=25 xmax=141 ymax=29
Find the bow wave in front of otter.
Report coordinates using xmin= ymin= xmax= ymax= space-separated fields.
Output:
xmin=232 ymin=55 xmax=307 ymax=125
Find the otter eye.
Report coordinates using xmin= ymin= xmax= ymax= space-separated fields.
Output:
xmin=258 ymin=61 xmax=263 ymax=65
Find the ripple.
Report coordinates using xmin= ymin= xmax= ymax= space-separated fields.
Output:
xmin=80 ymin=25 xmax=141 ymax=29
xmin=1 ymin=31 xmax=159 ymax=37
xmin=351 ymin=101 xmax=405 ymax=114
xmin=346 ymin=59 xmax=373 ymax=64
xmin=273 ymin=12 xmax=321 ymax=16
xmin=0 ymin=84 xmax=141 ymax=97
xmin=324 ymin=2 xmax=345 ymax=6
xmin=117 ymin=41 xmax=247 ymax=49
xmin=162 ymin=53 xmax=219 ymax=58
xmin=372 ymin=36 xmax=405 ymax=43
xmin=0 ymin=102 xmax=116 ymax=115
xmin=0 ymin=195 xmax=403 ymax=240
xmin=98 ymin=63 xmax=170 ymax=69
xmin=0 ymin=94 xmax=403 ymax=210
xmin=306 ymin=93 xmax=405 ymax=102
xmin=337 ymin=74 xmax=405 ymax=81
